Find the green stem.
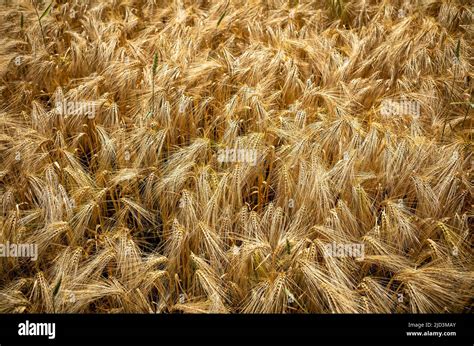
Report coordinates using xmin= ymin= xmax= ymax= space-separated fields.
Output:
xmin=33 ymin=3 xmax=47 ymax=47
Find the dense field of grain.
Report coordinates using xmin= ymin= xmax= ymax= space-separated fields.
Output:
xmin=0 ymin=0 xmax=472 ymax=313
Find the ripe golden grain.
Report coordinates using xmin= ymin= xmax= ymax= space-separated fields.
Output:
xmin=0 ymin=0 xmax=472 ymax=313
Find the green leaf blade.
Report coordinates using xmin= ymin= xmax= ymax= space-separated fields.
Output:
xmin=39 ymin=2 xmax=53 ymax=21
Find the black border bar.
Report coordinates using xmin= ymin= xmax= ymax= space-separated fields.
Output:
xmin=0 ymin=314 xmax=471 ymax=345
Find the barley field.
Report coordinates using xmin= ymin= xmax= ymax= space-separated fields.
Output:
xmin=0 ymin=0 xmax=472 ymax=313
